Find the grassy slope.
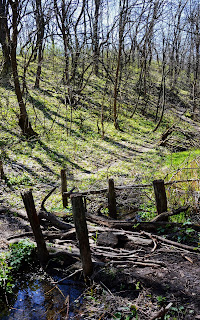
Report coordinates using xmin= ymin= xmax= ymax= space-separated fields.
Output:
xmin=0 ymin=54 xmax=200 ymax=215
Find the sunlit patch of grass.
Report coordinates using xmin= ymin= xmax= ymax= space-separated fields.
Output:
xmin=1 ymin=54 xmax=199 ymax=224
xmin=165 ymin=149 xmax=200 ymax=169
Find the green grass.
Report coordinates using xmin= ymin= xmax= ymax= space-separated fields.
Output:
xmin=0 ymin=53 xmax=200 ymax=217
xmin=164 ymin=149 xmax=200 ymax=168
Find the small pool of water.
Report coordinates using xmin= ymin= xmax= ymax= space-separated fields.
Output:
xmin=0 ymin=274 xmax=84 ymax=320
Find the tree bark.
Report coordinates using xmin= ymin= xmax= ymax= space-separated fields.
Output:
xmin=153 ymin=179 xmax=168 ymax=217
xmin=9 ymin=0 xmax=37 ymax=137
xmin=71 ymin=195 xmax=93 ymax=278
xmin=21 ymin=190 xmax=49 ymax=267
xmin=34 ymin=0 xmax=45 ymax=88
xmin=93 ymin=0 xmax=100 ymax=76
xmin=0 ymin=0 xmax=11 ymax=82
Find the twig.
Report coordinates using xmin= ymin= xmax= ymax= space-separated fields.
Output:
xmin=100 ymin=281 xmax=114 ymax=297
xmin=110 ymin=261 xmax=165 ymax=267
xmin=41 ymin=185 xmax=59 ymax=210
xmin=65 ymin=295 xmax=69 ymax=320
xmin=181 ymin=254 xmax=193 ymax=263
xmin=150 ymin=302 xmax=173 ymax=320
xmin=151 ymin=237 xmax=157 ymax=253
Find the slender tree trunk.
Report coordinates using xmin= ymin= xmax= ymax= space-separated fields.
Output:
xmin=113 ymin=44 xmax=122 ymax=129
xmin=0 ymin=0 xmax=11 ymax=82
xmin=34 ymin=0 xmax=45 ymax=88
xmin=113 ymin=0 xmax=127 ymax=129
xmin=9 ymin=0 xmax=37 ymax=137
xmin=34 ymin=44 xmax=43 ymax=88
xmin=192 ymin=16 xmax=200 ymax=120
xmin=93 ymin=0 xmax=100 ymax=76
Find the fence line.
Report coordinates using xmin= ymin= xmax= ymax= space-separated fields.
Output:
xmin=63 ymin=178 xmax=200 ymax=197
xmin=61 ymin=173 xmax=200 ymax=219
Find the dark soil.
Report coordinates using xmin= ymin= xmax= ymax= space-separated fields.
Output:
xmin=0 ymin=207 xmax=200 ymax=319
xmin=76 ymin=245 xmax=200 ymax=320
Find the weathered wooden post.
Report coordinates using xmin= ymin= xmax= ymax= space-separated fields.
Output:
xmin=61 ymin=169 xmax=68 ymax=208
xmin=71 ymin=194 xmax=93 ymax=278
xmin=108 ymin=178 xmax=117 ymax=219
xmin=21 ymin=190 xmax=49 ymax=267
xmin=0 ymin=160 xmax=5 ymax=180
xmin=153 ymin=179 xmax=168 ymax=219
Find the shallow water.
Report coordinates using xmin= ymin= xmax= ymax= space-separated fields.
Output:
xmin=0 ymin=275 xmax=83 ymax=320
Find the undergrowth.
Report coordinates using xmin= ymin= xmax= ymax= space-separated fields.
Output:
xmin=0 ymin=239 xmax=36 ymax=299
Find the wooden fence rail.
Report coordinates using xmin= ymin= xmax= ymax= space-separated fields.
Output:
xmin=63 ymin=179 xmax=200 ymax=196
xmin=60 ymin=167 xmax=200 ymax=219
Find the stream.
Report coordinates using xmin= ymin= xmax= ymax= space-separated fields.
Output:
xmin=0 ymin=274 xmax=84 ymax=319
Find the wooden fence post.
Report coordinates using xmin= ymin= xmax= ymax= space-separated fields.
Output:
xmin=108 ymin=178 xmax=117 ymax=219
xmin=21 ymin=190 xmax=49 ymax=267
xmin=61 ymin=169 xmax=68 ymax=208
xmin=153 ymin=179 xmax=168 ymax=218
xmin=0 ymin=160 xmax=5 ymax=180
xmin=71 ymin=194 xmax=93 ymax=278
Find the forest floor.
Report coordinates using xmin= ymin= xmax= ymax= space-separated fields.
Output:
xmin=78 ymin=246 xmax=200 ymax=320
xmin=0 ymin=201 xmax=200 ymax=319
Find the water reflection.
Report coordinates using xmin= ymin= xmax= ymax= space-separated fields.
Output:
xmin=0 ymin=276 xmax=83 ymax=320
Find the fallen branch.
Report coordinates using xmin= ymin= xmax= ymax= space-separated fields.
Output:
xmin=39 ymin=209 xmax=72 ymax=231
xmin=7 ymin=232 xmax=33 ymax=240
xmin=86 ymin=213 xmax=137 ymax=229
xmin=111 ymin=261 xmax=165 ymax=268
xmin=141 ymin=231 xmax=200 ymax=253
xmin=151 ymin=206 xmax=189 ymax=222
xmin=41 ymin=185 xmax=59 ymax=210
xmin=86 ymin=213 xmax=200 ymax=232
xmin=7 ymin=229 xmax=76 ymax=242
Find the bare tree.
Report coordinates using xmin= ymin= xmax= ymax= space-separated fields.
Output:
xmin=113 ymin=0 xmax=129 ymax=129
xmin=34 ymin=0 xmax=45 ymax=88
xmin=0 ymin=0 xmax=11 ymax=82
xmin=9 ymin=0 xmax=37 ymax=136
xmin=93 ymin=0 xmax=101 ymax=76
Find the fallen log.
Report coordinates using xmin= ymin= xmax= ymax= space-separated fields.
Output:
xmin=39 ymin=209 xmax=72 ymax=231
xmin=7 ymin=229 xmax=76 ymax=241
xmin=86 ymin=213 xmax=200 ymax=232
xmin=151 ymin=206 xmax=189 ymax=222
xmin=86 ymin=213 xmax=137 ymax=229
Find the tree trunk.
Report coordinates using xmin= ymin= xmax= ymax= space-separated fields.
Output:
xmin=9 ymin=0 xmax=37 ymax=137
xmin=93 ymin=0 xmax=100 ymax=76
xmin=34 ymin=0 xmax=45 ymax=88
xmin=0 ymin=0 xmax=11 ymax=82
